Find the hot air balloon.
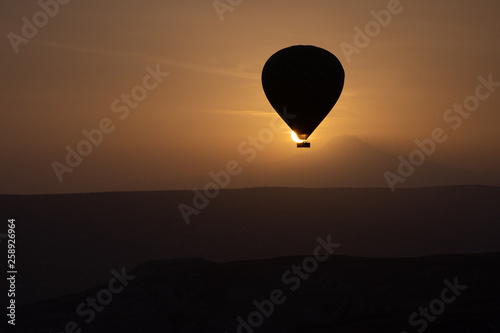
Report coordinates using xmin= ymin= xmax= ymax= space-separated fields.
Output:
xmin=262 ymin=45 xmax=345 ymax=147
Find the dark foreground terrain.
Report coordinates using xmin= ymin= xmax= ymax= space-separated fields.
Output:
xmin=1 ymin=186 xmax=500 ymax=332
xmin=2 ymin=186 xmax=500 ymax=305
xmin=14 ymin=252 xmax=500 ymax=332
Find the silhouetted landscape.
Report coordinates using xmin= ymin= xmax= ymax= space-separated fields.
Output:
xmin=2 ymin=186 xmax=500 ymax=331
xmin=14 ymin=253 xmax=500 ymax=332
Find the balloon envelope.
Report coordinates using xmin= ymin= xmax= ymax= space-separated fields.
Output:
xmin=262 ymin=45 xmax=345 ymax=140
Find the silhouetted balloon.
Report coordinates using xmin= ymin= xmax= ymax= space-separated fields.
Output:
xmin=262 ymin=45 xmax=345 ymax=145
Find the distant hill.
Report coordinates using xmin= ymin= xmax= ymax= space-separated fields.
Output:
xmin=232 ymin=135 xmax=493 ymax=188
xmin=1 ymin=185 xmax=499 ymax=305
xmin=15 ymin=253 xmax=500 ymax=332
xmin=3 ymin=135 xmax=496 ymax=195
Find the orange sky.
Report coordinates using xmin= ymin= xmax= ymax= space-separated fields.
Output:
xmin=1 ymin=0 xmax=500 ymax=194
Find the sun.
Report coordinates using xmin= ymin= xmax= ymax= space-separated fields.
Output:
xmin=291 ymin=131 xmax=304 ymax=143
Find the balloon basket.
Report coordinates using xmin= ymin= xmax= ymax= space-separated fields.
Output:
xmin=297 ymin=142 xmax=310 ymax=148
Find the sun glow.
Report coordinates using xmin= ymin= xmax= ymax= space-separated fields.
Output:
xmin=291 ymin=131 xmax=304 ymax=143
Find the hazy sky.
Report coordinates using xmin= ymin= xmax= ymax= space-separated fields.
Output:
xmin=1 ymin=0 xmax=500 ymax=194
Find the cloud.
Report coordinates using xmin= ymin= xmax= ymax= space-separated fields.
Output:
xmin=197 ymin=109 xmax=274 ymax=117
xmin=33 ymin=39 xmax=259 ymax=80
